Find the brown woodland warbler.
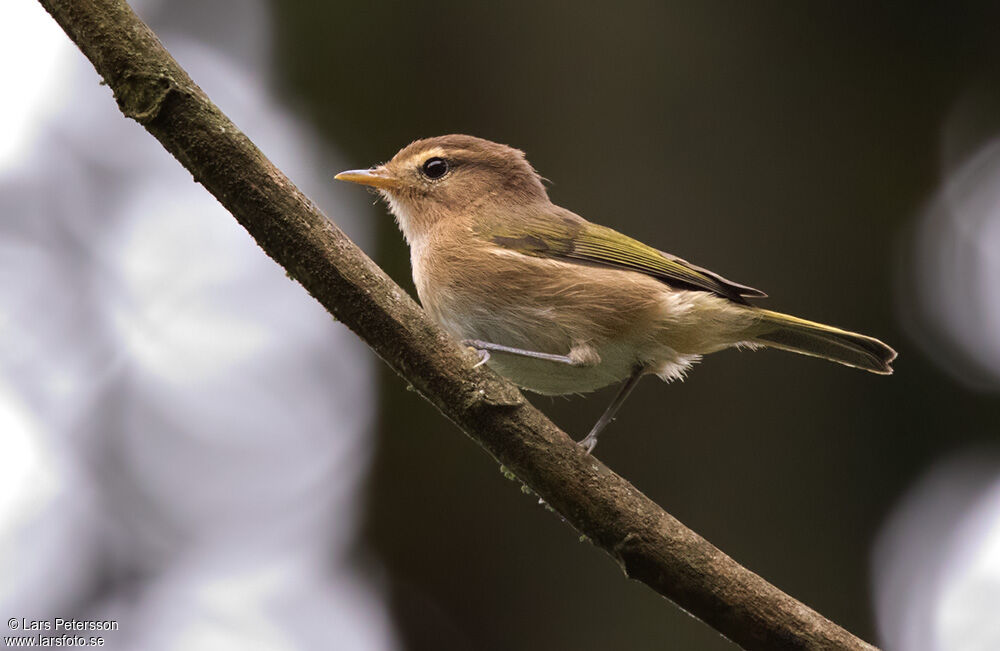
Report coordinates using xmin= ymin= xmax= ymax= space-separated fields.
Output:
xmin=336 ymin=135 xmax=896 ymax=452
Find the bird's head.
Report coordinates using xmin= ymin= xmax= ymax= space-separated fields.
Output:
xmin=336 ymin=134 xmax=548 ymax=244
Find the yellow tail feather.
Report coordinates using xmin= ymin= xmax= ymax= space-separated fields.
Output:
xmin=751 ymin=309 xmax=896 ymax=374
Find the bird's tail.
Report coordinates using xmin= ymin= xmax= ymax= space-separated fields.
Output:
xmin=749 ymin=309 xmax=896 ymax=375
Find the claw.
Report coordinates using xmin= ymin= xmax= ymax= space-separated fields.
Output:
xmin=578 ymin=435 xmax=598 ymax=455
xmin=471 ymin=348 xmax=490 ymax=369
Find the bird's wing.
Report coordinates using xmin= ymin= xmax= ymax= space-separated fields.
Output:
xmin=482 ymin=210 xmax=766 ymax=303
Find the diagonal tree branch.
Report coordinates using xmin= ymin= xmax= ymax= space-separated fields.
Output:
xmin=36 ymin=1 xmax=878 ymax=649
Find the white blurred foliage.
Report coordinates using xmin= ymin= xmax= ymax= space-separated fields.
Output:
xmin=877 ymin=92 xmax=1000 ymax=651
xmin=906 ymin=97 xmax=1000 ymax=387
xmin=0 ymin=1 xmax=397 ymax=649
xmin=0 ymin=1 xmax=71 ymax=171
xmin=873 ymin=452 xmax=1000 ymax=651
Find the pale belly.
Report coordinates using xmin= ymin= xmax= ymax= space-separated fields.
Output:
xmin=430 ymin=301 xmax=696 ymax=395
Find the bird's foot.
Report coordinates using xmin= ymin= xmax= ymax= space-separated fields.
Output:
xmin=577 ymin=433 xmax=599 ymax=455
xmin=470 ymin=347 xmax=491 ymax=369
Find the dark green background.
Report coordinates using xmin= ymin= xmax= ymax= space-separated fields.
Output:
xmin=273 ymin=3 xmax=1000 ymax=649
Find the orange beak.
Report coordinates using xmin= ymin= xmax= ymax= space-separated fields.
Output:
xmin=334 ymin=166 xmax=400 ymax=190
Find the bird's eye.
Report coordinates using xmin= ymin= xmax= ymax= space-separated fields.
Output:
xmin=421 ymin=157 xmax=449 ymax=179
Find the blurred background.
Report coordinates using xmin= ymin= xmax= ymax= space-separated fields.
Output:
xmin=3 ymin=1 xmax=1000 ymax=650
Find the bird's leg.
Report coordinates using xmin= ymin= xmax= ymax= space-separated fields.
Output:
xmin=578 ymin=365 xmax=645 ymax=454
xmin=461 ymin=339 xmax=585 ymax=366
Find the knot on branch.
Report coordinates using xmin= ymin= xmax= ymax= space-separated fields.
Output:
xmin=611 ymin=532 xmax=645 ymax=577
xmin=113 ymin=71 xmax=176 ymax=124
xmin=471 ymin=383 xmax=525 ymax=409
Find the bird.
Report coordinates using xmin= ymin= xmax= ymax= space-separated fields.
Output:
xmin=335 ymin=134 xmax=896 ymax=452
